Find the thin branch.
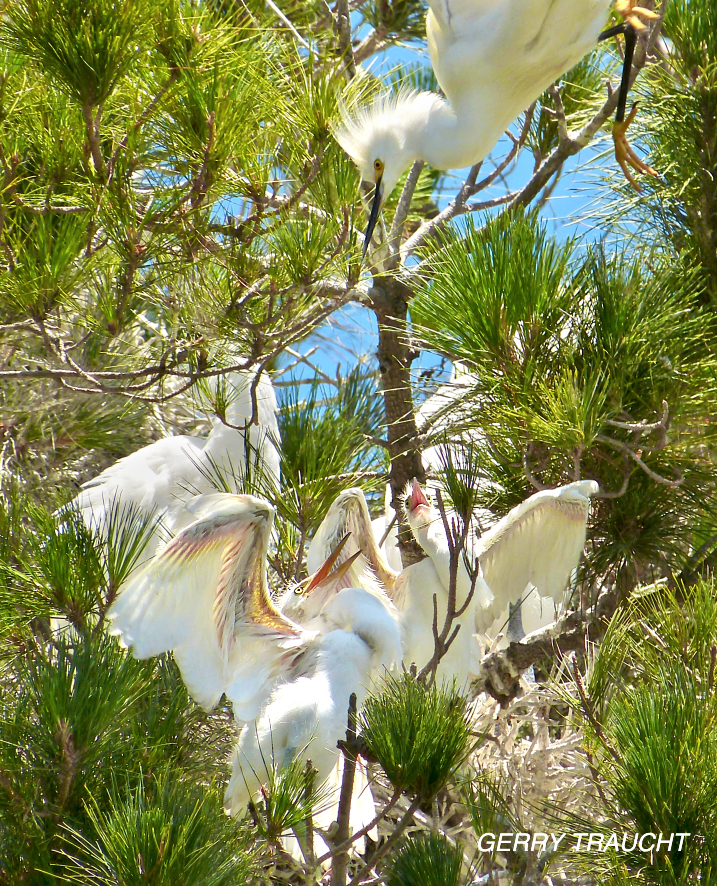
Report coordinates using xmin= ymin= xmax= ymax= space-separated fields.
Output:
xmin=401 ymin=105 xmax=534 ymax=260
xmin=316 ymin=788 xmax=401 ymax=866
xmin=107 ymin=68 xmax=181 ymax=178
xmin=604 ymin=399 xmax=669 ymax=432
xmin=82 ymin=103 xmax=105 ymax=177
xmin=186 ymin=112 xmax=216 ymax=209
xmin=285 ymin=346 xmax=334 ymax=385
xmin=571 ymin=655 xmax=621 ymax=764
xmin=416 ymin=489 xmax=477 ymax=685
xmin=265 ymin=0 xmax=311 ymax=49
xmin=595 ymin=434 xmax=682 ymax=487
xmin=464 ymin=191 xmax=519 ymax=212
xmin=522 ymin=443 xmax=552 ymax=491
xmin=335 ymin=0 xmax=357 ymax=79
xmin=330 ymin=693 xmax=358 ymax=886
xmin=354 ymin=28 xmax=390 ymax=64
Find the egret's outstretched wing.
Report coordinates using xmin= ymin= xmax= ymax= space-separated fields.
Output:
xmin=475 ymin=480 xmax=599 ymax=624
xmin=109 ymin=494 xmax=307 ymax=714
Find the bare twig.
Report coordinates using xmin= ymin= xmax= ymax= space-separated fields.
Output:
xmin=265 ymin=0 xmax=311 ymax=49
xmin=354 ymin=28 xmax=390 ymax=64
xmin=401 ymin=105 xmax=535 ymax=260
xmin=346 ymin=796 xmax=422 ymax=886
xmin=330 ymin=693 xmax=359 ymax=886
xmin=416 ymin=489 xmax=478 ymax=685
xmin=522 ymin=444 xmax=552 ymax=492
xmin=604 ymin=400 xmax=669 ymax=432
xmin=388 ymin=160 xmax=424 ymax=264
xmin=316 ymin=788 xmax=401 ymax=866
xmin=571 ymin=656 xmax=621 ymax=764
xmin=106 ymin=68 xmax=181 ymax=179
xmin=595 ymin=434 xmax=682 ymax=487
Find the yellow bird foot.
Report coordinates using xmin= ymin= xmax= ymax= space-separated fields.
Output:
xmin=614 ymin=0 xmax=659 ymax=33
xmin=612 ymin=102 xmax=658 ymax=192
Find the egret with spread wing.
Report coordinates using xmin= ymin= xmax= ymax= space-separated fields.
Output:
xmin=108 ymin=493 xmax=402 ymax=815
xmin=336 ymin=0 xmax=658 ymax=253
xmin=471 ymin=479 xmax=599 ymax=630
xmin=72 ymin=371 xmax=280 ymax=558
xmin=397 ymin=479 xmax=598 ymax=682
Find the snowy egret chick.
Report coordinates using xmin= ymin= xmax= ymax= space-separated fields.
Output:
xmin=72 ymin=370 xmax=279 ymax=558
xmin=107 ymin=493 xmax=401 ymax=814
xmin=336 ymin=0 xmax=658 ymax=252
xmin=398 ymin=479 xmax=598 ymax=682
xmin=396 ymin=480 xmax=493 ymax=684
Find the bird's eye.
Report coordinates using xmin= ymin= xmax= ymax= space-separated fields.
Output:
xmin=373 ymin=159 xmax=384 ymax=179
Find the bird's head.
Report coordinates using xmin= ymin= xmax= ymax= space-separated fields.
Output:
xmin=308 ymin=487 xmax=398 ymax=592
xmin=334 ymin=91 xmax=437 ymax=255
xmin=403 ymin=479 xmax=433 ymax=524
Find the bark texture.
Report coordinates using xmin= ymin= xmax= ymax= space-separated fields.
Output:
xmin=370 ymin=276 xmax=426 ymax=567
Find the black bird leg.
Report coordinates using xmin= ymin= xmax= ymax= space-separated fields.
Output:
xmin=598 ymin=18 xmax=658 ymax=190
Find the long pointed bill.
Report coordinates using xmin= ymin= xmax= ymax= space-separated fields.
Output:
xmin=363 ymin=175 xmax=383 ymax=258
xmin=409 ymin=478 xmax=430 ymax=513
xmin=313 ymin=549 xmax=362 ymax=592
xmin=299 ymin=533 xmax=352 ymax=595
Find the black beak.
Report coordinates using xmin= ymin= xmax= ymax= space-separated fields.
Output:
xmin=363 ymin=175 xmax=383 ymax=258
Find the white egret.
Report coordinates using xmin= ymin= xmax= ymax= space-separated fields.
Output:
xmin=396 ymin=481 xmax=493 ymax=683
xmin=72 ymin=370 xmax=280 ymax=557
xmin=398 ymin=479 xmax=598 ymax=682
xmin=107 ymin=493 xmax=402 ymax=816
xmin=336 ymin=0 xmax=658 ymax=252
xmin=281 ymin=487 xmax=398 ymax=625
xmin=471 ymin=478 xmax=599 ymax=626
xmin=376 ymin=366 xmax=494 ymax=572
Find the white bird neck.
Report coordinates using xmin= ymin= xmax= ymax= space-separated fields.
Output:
xmin=321 ymin=588 xmax=401 ymax=674
xmin=415 ymin=95 xmax=510 ymax=172
xmin=409 ymin=506 xmax=447 ymax=563
xmin=200 ymin=419 xmax=247 ymax=462
xmin=318 ymin=631 xmax=373 ymax=701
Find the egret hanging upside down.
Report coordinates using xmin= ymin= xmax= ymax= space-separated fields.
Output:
xmin=336 ymin=0 xmax=660 ymax=254
xmin=107 ymin=493 xmax=402 ymax=815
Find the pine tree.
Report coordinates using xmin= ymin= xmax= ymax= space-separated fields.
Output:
xmin=1 ymin=0 xmax=716 ymax=882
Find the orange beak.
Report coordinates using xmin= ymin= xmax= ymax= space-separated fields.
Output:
xmin=299 ymin=534 xmax=361 ymax=595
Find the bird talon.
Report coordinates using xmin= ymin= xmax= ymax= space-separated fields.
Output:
xmin=612 ymin=104 xmax=658 ymax=192
xmin=615 ymin=0 xmax=660 ymax=32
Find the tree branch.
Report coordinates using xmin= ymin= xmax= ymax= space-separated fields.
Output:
xmin=471 ymin=584 xmax=623 ymax=705
xmin=330 ymin=693 xmax=358 ymax=886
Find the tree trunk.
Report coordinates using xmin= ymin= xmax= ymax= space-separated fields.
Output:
xmin=370 ymin=275 xmax=426 ymax=567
